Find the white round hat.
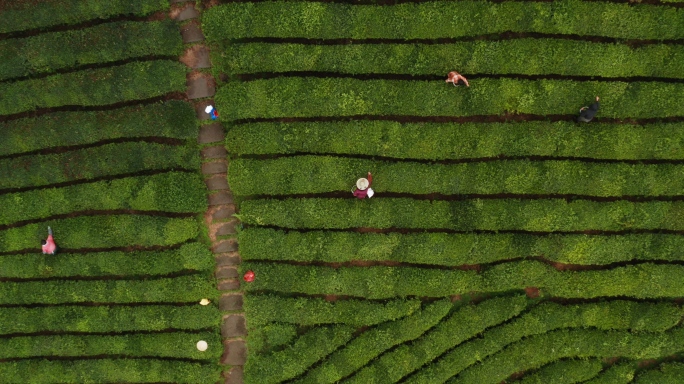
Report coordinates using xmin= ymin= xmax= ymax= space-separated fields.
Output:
xmin=199 ymin=299 xmax=210 ymax=306
xmin=197 ymin=340 xmax=208 ymax=351
xmin=356 ymin=178 xmax=369 ymax=190
xmin=204 ymin=105 xmax=214 ymax=113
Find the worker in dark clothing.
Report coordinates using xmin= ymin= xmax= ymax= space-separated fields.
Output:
xmin=577 ymin=96 xmax=600 ymax=122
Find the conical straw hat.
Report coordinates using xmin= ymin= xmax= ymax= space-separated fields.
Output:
xmin=197 ymin=340 xmax=208 ymax=351
xmin=356 ymin=178 xmax=369 ymax=190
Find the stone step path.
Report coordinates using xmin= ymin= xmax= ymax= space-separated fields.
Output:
xmin=172 ymin=1 xmax=245 ymax=383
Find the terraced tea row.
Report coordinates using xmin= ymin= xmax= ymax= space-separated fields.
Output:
xmin=203 ymin=1 xmax=684 ymax=41
xmin=240 ymin=261 xmax=684 ymax=298
xmin=217 ymin=78 xmax=684 ymax=120
xmin=240 ymin=228 xmax=684 ymax=265
xmin=230 ymin=156 xmax=684 ymax=197
xmin=227 ymin=120 xmax=684 ymax=160
xmin=0 ymin=20 xmax=182 ymax=81
xmin=216 ymin=40 xmax=684 ymax=79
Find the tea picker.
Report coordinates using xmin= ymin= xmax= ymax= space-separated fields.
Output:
xmin=352 ymin=172 xmax=375 ymax=199
xmin=205 ymin=105 xmax=219 ymax=120
xmin=41 ymin=226 xmax=57 ymax=254
xmin=577 ymin=96 xmax=600 ymax=123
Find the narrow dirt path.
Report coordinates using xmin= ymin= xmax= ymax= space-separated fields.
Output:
xmin=173 ymin=1 xmax=245 ymax=383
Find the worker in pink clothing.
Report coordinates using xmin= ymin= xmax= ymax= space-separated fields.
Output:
xmin=41 ymin=226 xmax=57 ymax=254
xmin=446 ymin=71 xmax=470 ymax=87
xmin=352 ymin=172 xmax=374 ymax=199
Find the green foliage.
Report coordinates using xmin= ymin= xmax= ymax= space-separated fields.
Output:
xmin=244 ymin=294 xmax=421 ymax=327
xmin=0 ymin=215 xmax=199 ymax=253
xmin=226 ymin=120 xmax=684 ymax=161
xmin=345 ymin=295 xmax=529 ymax=384
xmin=0 ymin=242 xmax=213 ymax=278
xmin=0 ymin=304 xmax=220 ymax=335
xmin=633 ymin=362 xmax=684 ymax=383
xmin=0 ymin=101 xmax=196 ymax=156
xmin=449 ymin=327 xmax=684 ymax=384
xmin=0 ymin=20 xmax=182 ymax=81
xmin=0 ymin=60 xmax=186 ymax=116
xmin=0 ymin=359 xmax=220 ymax=383
xmin=583 ymin=363 xmax=636 ymax=384
xmin=203 ymin=1 xmax=684 ymax=41
xmin=0 ymin=0 xmax=169 ymax=34
xmin=515 ymin=359 xmax=603 ymax=384
xmin=248 ymin=323 xmax=298 ymax=354
xmin=0 ymin=331 xmax=222 ymax=360
xmin=405 ymin=300 xmax=682 ymax=384
xmin=245 ymin=325 xmax=355 ymax=384
xmin=293 ymin=299 xmax=452 ymax=384
xmin=240 ymin=197 xmax=684 ymax=231
xmin=241 ymin=260 xmax=684 ymax=299
xmin=216 ymin=77 xmax=684 ymax=120
xmin=240 ymin=228 xmax=684 ymax=266
xmin=230 ymin=156 xmax=684 ymax=197
xmin=0 ymin=274 xmax=216 ymax=305
xmin=0 ymin=172 xmax=206 ymax=225
xmin=0 ymin=141 xmax=199 ymax=189
xmin=216 ymin=40 xmax=684 ymax=79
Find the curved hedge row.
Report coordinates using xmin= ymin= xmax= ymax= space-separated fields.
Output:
xmin=240 ymin=260 xmax=684 ymax=299
xmin=0 ymin=141 xmax=198 ymax=190
xmin=0 ymin=215 xmax=199 ymax=253
xmin=217 ymin=77 xmax=684 ymax=120
xmin=240 ymin=198 xmax=684 ymax=231
xmin=583 ymin=363 xmax=636 ymax=384
xmin=0 ymin=60 xmax=185 ymax=116
xmin=230 ymin=156 xmax=684 ymax=197
xmin=0 ymin=304 xmax=220 ymax=335
xmin=203 ymin=1 xmax=684 ymax=41
xmin=0 ymin=20 xmax=182 ymax=81
xmin=0 ymin=0 xmax=168 ymax=34
xmin=226 ymin=120 xmax=684 ymax=161
xmin=218 ymin=40 xmax=684 ymax=79
xmin=244 ymin=294 xmax=421 ymax=327
xmin=0 ymin=331 xmax=221 ymax=360
xmin=1 ymin=172 xmax=206 ymax=226
xmin=239 ymin=228 xmax=684 ymax=266
xmin=292 ymin=299 xmax=452 ymax=384
xmin=403 ymin=300 xmax=681 ymax=384
xmin=516 ymin=359 xmax=603 ymax=384
xmin=633 ymin=362 xmax=684 ymax=383
xmin=0 ymin=242 xmax=213 ymax=279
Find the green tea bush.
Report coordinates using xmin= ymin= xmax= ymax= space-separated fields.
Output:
xmin=0 ymin=274 xmax=216 ymax=305
xmin=0 ymin=304 xmax=220 ymax=335
xmin=0 ymin=359 xmax=220 ymax=383
xmin=583 ymin=363 xmax=636 ymax=384
xmin=0 ymin=331 xmax=221 ymax=360
xmin=1 ymin=172 xmax=206 ymax=225
xmin=245 ymin=325 xmax=355 ymax=384
xmin=516 ymin=359 xmax=603 ymax=384
xmin=0 ymin=0 xmax=168 ymax=34
xmin=0 ymin=20 xmax=182 ymax=81
xmin=0 ymin=242 xmax=213 ymax=279
xmin=226 ymin=120 xmax=684 ymax=160
xmin=0 ymin=60 xmax=185 ymax=116
xmin=292 ymin=299 xmax=452 ymax=384
xmin=0 ymin=215 xmax=199 ymax=253
xmin=248 ymin=323 xmax=298 ymax=354
xmin=406 ymin=300 xmax=682 ymax=384
xmin=217 ymin=77 xmax=684 ymax=120
xmin=633 ymin=362 xmax=684 ymax=384
xmin=0 ymin=142 xmax=198 ymax=190
xmin=0 ymin=101 xmax=196 ymax=157
xmin=240 ymin=198 xmax=684 ymax=231
xmin=346 ymin=295 xmax=529 ymax=384
xmin=450 ymin=327 xmax=684 ymax=384
xmin=203 ymin=1 xmax=684 ymax=41
xmin=244 ymin=294 xmax=421 ymax=327
xmin=240 ymin=261 xmax=684 ymax=299
xmin=230 ymin=156 xmax=684 ymax=197
xmin=240 ymin=228 xmax=684 ymax=266
xmin=217 ymin=40 xmax=684 ymax=79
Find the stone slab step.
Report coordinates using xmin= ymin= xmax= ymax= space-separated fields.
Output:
xmin=216 ymin=267 xmax=238 ymax=280
xmin=216 ymin=253 xmax=241 ymax=267
xmin=195 ymin=99 xmax=215 ymax=120
xmin=218 ymin=279 xmax=240 ymax=291
xmin=213 ymin=239 xmax=238 ymax=254
xmin=181 ymin=21 xmax=205 ymax=44
xmin=212 ymin=205 xmax=236 ymax=220
xmin=206 ymin=175 xmax=229 ymax=191
xmin=222 ymin=340 xmax=247 ymax=365
xmin=215 ymin=221 xmax=237 ymax=236
xmin=174 ymin=4 xmax=200 ymax=21
xmin=202 ymin=146 xmax=228 ymax=160
xmin=187 ymin=72 xmax=215 ymax=99
xmin=219 ymin=294 xmax=244 ymax=311
xmin=202 ymin=160 xmax=227 ymax=175
xmin=223 ymin=367 xmax=243 ymax=384
xmin=222 ymin=315 xmax=247 ymax=338
xmin=198 ymin=123 xmax=225 ymax=144
xmin=208 ymin=191 xmax=234 ymax=206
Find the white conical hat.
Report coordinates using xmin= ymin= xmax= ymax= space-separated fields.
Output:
xmin=356 ymin=178 xmax=369 ymax=190
xmin=199 ymin=299 xmax=210 ymax=306
xmin=204 ymin=105 xmax=214 ymax=113
xmin=197 ymin=340 xmax=208 ymax=351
